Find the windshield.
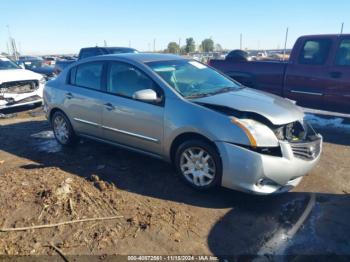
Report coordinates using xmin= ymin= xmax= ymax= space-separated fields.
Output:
xmin=147 ymin=60 xmax=241 ymax=98
xmin=0 ymin=58 xmax=20 ymax=70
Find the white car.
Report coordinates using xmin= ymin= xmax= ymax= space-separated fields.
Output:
xmin=0 ymin=56 xmax=45 ymax=109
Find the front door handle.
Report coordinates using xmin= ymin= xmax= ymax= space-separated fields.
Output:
xmin=65 ymin=92 xmax=73 ymax=99
xmin=104 ymin=103 xmax=115 ymax=111
xmin=330 ymin=71 xmax=342 ymax=79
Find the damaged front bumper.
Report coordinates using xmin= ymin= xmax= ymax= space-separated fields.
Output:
xmin=0 ymin=80 xmax=44 ymax=109
xmin=216 ymin=135 xmax=322 ymax=195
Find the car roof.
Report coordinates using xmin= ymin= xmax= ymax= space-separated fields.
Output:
xmin=81 ymin=46 xmax=137 ymax=51
xmin=97 ymin=53 xmax=185 ymax=63
xmin=299 ymin=34 xmax=350 ymax=39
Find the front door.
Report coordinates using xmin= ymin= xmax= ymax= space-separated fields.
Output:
xmin=101 ymin=61 xmax=164 ymax=155
xmin=324 ymin=37 xmax=350 ymax=113
xmin=284 ymin=38 xmax=334 ymax=110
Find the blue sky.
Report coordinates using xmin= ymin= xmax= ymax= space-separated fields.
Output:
xmin=0 ymin=0 xmax=349 ymax=54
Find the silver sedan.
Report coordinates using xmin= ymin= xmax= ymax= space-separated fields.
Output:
xmin=43 ymin=53 xmax=322 ymax=194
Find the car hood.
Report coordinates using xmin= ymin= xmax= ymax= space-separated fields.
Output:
xmin=192 ymin=87 xmax=304 ymax=125
xmin=0 ymin=69 xmax=42 ymax=84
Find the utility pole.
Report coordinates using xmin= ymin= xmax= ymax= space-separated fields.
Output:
xmin=7 ymin=25 xmax=18 ymax=60
xmin=240 ymin=33 xmax=243 ymax=50
xmin=6 ymin=42 xmax=10 ymax=56
xmin=340 ymin=22 xmax=344 ymax=34
xmin=283 ymin=27 xmax=289 ymax=61
xmin=178 ymin=38 xmax=181 ymax=54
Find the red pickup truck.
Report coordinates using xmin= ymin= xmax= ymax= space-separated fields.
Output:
xmin=209 ymin=34 xmax=350 ymax=114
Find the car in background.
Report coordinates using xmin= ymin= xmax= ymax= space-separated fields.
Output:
xmin=0 ymin=56 xmax=45 ymax=109
xmin=209 ymin=34 xmax=350 ymax=114
xmin=44 ymin=53 xmax=322 ymax=195
xmin=59 ymin=55 xmax=77 ymax=61
xmin=17 ymin=57 xmax=56 ymax=80
xmin=78 ymin=47 xmax=138 ymax=60
xmin=52 ymin=47 xmax=138 ymax=76
xmin=53 ymin=59 xmax=77 ymax=75
xmin=42 ymin=56 xmax=56 ymax=66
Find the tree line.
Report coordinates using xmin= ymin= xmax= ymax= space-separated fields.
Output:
xmin=165 ymin=38 xmax=223 ymax=54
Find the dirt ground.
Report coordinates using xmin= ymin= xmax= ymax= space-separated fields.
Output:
xmin=0 ymin=106 xmax=349 ymax=260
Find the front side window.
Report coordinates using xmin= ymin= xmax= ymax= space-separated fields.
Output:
xmin=107 ymin=62 xmax=160 ymax=99
xmin=335 ymin=39 xmax=350 ymax=66
xmin=147 ymin=60 xmax=241 ymax=98
xmin=298 ymin=39 xmax=331 ymax=65
xmin=74 ymin=62 xmax=104 ymax=90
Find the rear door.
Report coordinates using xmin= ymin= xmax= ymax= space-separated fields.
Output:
xmin=100 ymin=61 xmax=164 ymax=155
xmin=64 ymin=61 xmax=105 ymax=137
xmin=284 ymin=38 xmax=335 ymax=110
xmin=324 ymin=37 xmax=350 ymax=113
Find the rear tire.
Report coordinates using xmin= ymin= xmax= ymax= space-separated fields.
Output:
xmin=51 ymin=111 xmax=78 ymax=146
xmin=174 ymin=139 xmax=222 ymax=190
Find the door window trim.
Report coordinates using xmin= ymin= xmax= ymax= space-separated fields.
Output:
xmin=297 ymin=38 xmax=332 ymax=66
xmin=105 ymin=61 xmax=165 ymax=107
xmin=333 ymin=38 xmax=350 ymax=67
xmin=67 ymin=61 xmax=107 ymax=92
xmin=66 ymin=60 xmax=165 ymax=106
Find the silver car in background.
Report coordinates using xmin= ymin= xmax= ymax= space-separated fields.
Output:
xmin=43 ymin=53 xmax=322 ymax=195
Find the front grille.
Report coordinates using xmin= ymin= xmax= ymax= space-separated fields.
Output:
xmin=290 ymin=138 xmax=321 ymax=161
xmin=0 ymin=80 xmax=39 ymax=94
xmin=273 ymin=120 xmax=321 ymax=160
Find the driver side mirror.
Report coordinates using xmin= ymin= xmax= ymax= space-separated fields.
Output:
xmin=17 ymin=62 xmax=25 ymax=69
xmin=132 ymin=89 xmax=160 ymax=103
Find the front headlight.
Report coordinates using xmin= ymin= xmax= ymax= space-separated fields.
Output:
xmin=230 ymin=117 xmax=279 ymax=147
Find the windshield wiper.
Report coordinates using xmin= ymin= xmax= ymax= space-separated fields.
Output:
xmin=185 ymin=93 xmax=210 ymax=99
xmin=207 ymin=86 xmax=237 ymax=95
xmin=187 ymin=87 xmax=236 ymax=99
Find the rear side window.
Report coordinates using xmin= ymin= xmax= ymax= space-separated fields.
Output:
xmin=335 ymin=39 xmax=350 ymax=66
xmin=71 ymin=62 xmax=104 ymax=90
xmin=298 ymin=39 xmax=331 ymax=65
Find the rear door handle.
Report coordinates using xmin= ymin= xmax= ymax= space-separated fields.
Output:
xmin=330 ymin=71 xmax=342 ymax=79
xmin=104 ymin=103 xmax=115 ymax=111
xmin=65 ymin=92 xmax=73 ymax=99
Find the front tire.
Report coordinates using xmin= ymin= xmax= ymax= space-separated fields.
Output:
xmin=51 ymin=111 xmax=78 ymax=146
xmin=174 ymin=139 xmax=222 ymax=190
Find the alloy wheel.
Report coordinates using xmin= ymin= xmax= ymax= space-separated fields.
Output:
xmin=179 ymin=147 xmax=216 ymax=187
xmin=53 ymin=115 xmax=69 ymax=144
